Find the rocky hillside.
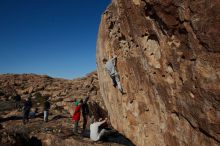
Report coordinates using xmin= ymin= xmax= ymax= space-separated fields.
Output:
xmin=0 ymin=71 xmax=100 ymax=102
xmin=0 ymin=72 xmax=106 ymax=116
xmin=96 ymin=0 xmax=220 ymax=146
xmin=0 ymin=72 xmax=134 ymax=146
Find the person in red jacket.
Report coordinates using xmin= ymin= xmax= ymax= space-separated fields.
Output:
xmin=72 ymin=99 xmax=83 ymax=133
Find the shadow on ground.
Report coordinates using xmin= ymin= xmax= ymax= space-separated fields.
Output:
xmin=82 ymin=129 xmax=135 ymax=146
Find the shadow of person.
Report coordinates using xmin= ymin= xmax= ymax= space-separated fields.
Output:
xmin=50 ymin=115 xmax=68 ymax=121
xmin=0 ymin=115 xmax=23 ymax=123
xmin=30 ymin=136 xmax=42 ymax=146
xmin=99 ymin=130 xmax=135 ymax=146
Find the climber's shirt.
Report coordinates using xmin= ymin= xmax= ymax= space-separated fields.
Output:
xmin=104 ymin=57 xmax=117 ymax=76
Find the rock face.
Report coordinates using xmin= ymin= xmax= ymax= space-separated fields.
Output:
xmin=96 ymin=0 xmax=220 ymax=146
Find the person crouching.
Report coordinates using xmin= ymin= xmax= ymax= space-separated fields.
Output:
xmin=90 ymin=117 xmax=109 ymax=141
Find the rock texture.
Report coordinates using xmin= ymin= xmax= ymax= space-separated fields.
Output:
xmin=0 ymin=72 xmax=134 ymax=146
xmin=0 ymin=72 xmax=106 ymax=116
xmin=0 ymin=109 xmax=130 ymax=146
xmin=96 ymin=0 xmax=220 ymax=146
xmin=0 ymin=72 xmax=100 ymax=101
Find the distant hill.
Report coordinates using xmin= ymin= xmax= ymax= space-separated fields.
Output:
xmin=0 ymin=71 xmax=100 ymax=102
xmin=0 ymin=71 xmax=107 ymax=117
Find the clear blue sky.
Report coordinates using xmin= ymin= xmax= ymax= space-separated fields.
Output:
xmin=0 ymin=0 xmax=110 ymax=79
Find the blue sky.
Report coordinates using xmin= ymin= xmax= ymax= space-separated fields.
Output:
xmin=0 ymin=0 xmax=110 ymax=79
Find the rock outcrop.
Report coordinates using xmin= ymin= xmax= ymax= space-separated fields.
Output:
xmin=0 ymin=72 xmax=133 ymax=146
xmin=96 ymin=0 xmax=220 ymax=146
xmin=0 ymin=72 xmax=100 ymax=101
xmin=0 ymin=72 xmax=107 ymax=119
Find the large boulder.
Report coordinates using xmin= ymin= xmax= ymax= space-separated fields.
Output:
xmin=96 ymin=0 xmax=220 ymax=146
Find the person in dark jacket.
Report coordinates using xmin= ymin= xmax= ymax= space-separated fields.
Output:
xmin=82 ymin=95 xmax=90 ymax=133
xmin=14 ymin=94 xmax=21 ymax=109
xmin=22 ymin=97 xmax=32 ymax=124
xmin=43 ymin=97 xmax=50 ymax=122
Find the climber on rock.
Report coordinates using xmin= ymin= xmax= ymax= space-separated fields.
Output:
xmin=102 ymin=56 xmax=125 ymax=95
